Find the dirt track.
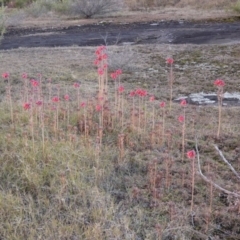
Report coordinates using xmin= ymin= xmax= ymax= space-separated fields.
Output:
xmin=1 ymin=20 xmax=240 ymax=50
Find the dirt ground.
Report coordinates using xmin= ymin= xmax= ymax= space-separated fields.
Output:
xmin=0 ymin=6 xmax=240 ymax=240
xmin=6 ymin=7 xmax=238 ymax=28
xmin=0 ymin=7 xmax=239 ymax=100
xmin=1 ymin=6 xmax=240 ymax=50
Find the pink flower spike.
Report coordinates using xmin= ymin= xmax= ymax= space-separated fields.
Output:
xmin=30 ymin=79 xmax=39 ymax=87
xmin=52 ymin=96 xmax=60 ymax=103
xmin=187 ymin=150 xmax=196 ymax=159
xmin=149 ymin=96 xmax=155 ymax=102
xmin=160 ymin=101 xmax=166 ymax=108
xmin=94 ymin=59 xmax=99 ymax=66
xmin=214 ymin=79 xmax=225 ymax=87
xmin=178 ymin=115 xmax=185 ymax=123
xmin=98 ymin=68 xmax=104 ymax=76
xmin=102 ymin=54 xmax=108 ymax=60
xmin=166 ymin=58 xmax=174 ymax=65
xmin=116 ymin=69 xmax=122 ymax=75
xmin=96 ymin=104 xmax=102 ymax=112
xmin=80 ymin=102 xmax=86 ymax=108
xmin=136 ymin=89 xmax=147 ymax=97
xmin=73 ymin=82 xmax=80 ymax=88
xmin=36 ymin=100 xmax=43 ymax=106
xmin=129 ymin=90 xmax=136 ymax=97
xmin=118 ymin=85 xmax=125 ymax=93
xmin=2 ymin=72 xmax=9 ymax=79
xmin=95 ymin=46 xmax=106 ymax=56
xmin=180 ymin=99 xmax=187 ymax=106
xmin=64 ymin=94 xmax=70 ymax=101
xmin=110 ymin=72 xmax=117 ymax=80
xmin=23 ymin=102 xmax=31 ymax=110
xmin=22 ymin=73 xmax=28 ymax=79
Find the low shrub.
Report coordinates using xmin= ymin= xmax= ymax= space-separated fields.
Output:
xmin=231 ymin=0 xmax=240 ymax=13
xmin=68 ymin=0 xmax=124 ymax=18
xmin=0 ymin=4 xmax=6 ymax=41
xmin=24 ymin=0 xmax=50 ymax=17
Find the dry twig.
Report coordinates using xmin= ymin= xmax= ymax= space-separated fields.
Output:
xmin=195 ymin=138 xmax=240 ymax=198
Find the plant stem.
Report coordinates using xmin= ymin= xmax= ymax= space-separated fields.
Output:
xmin=191 ymin=157 xmax=195 ymax=212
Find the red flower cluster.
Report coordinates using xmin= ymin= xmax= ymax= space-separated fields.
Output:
xmin=22 ymin=73 xmax=28 ymax=79
xmin=214 ymin=79 xmax=225 ymax=87
xmin=73 ymin=82 xmax=80 ymax=88
xmin=98 ymin=68 xmax=104 ymax=76
xmin=149 ymin=96 xmax=155 ymax=102
xmin=178 ymin=115 xmax=185 ymax=123
xmin=129 ymin=89 xmax=148 ymax=97
xmin=95 ymin=46 xmax=106 ymax=56
xmin=118 ymin=85 xmax=125 ymax=93
xmin=2 ymin=72 xmax=9 ymax=79
xmin=96 ymin=104 xmax=102 ymax=112
xmin=52 ymin=96 xmax=60 ymax=103
xmin=36 ymin=100 xmax=43 ymax=106
xmin=64 ymin=94 xmax=70 ymax=101
xmin=31 ymin=79 xmax=39 ymax=87
xmin=166 ymin=58 xmax=174 ymax=65
xmin=160 ymin=101 xmax=166 ymax=108
xmin=187 ymin=150 xmax=196 ymax=159
xmin=180 ymin=99 xmax=187 ymax=106
xmin=94 ymin=46 xmax=108 ymax=66
xmin=23 ymin=102 xmax=31 ymax=110
xmin=129 ymin=90 xmax=136 ymax=97
xmin=135 ymin=89 xmax=147 ymax=97
xmin=110 ymin=69 xmax=123 ymax=80
xmin=80 ymin=102 xmax=86 ymax=108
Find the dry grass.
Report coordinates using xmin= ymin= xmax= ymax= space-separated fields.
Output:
xmin=3 ymin=0 xmax=238 ymax=29
xmin=125 ymin=0 xmax=238 ymax=10
xmin=1 ymin=43 xmax=239 ymax=97
xmin=0 ymin=43 xmax=240 ymax=239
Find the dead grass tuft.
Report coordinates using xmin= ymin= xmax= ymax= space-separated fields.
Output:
xmin=0 ymin=43 xmax=240 ymax=239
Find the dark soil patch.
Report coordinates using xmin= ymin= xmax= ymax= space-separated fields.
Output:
xmin=1 ymin=20 xmax=240 ymax=50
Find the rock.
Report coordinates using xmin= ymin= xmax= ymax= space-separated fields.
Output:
xmin=175 ymin=92 xmax=240 ymax=106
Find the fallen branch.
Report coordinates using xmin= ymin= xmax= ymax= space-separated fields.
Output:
xmin=213 ymin=144 xmax=240 ymax=181
xmin=195 ymin=138 xmax=240 ymax=198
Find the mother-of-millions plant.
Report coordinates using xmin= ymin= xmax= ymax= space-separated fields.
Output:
xmin=214 ymin=79 xmax=225 ymax=138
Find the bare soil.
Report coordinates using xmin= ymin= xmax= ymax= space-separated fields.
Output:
xmin=1 ymin=17 xmax=240 ymax=50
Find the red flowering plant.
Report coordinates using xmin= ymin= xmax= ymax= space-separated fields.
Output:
xmin=52 ymin=96 xmax=60 ymax=103
xmin=94 ymin=46 xmax=108 ymax=99
xmin=2 ymin=72 xmax=9 ymax=79
xmin=178 ymin=115 xmax=184 ymax=123
xmin=214 ymin=79 xmax=225 ymax=138
xmin=23 ymin=102 xmax=31 ymax=110
xmin=187 ymin=149 xmax=196 ymax=212
xmin=166 ymin=57 xmax=174 ymax=110
xmin=159 ymin=101 xmax=166 ymax=143
xmin=166 ymin=58 xmax=174 ymax=65
xmin=64 ymin=94 xmax=70 ymax=101
xmin=118 ymin=85 xmax=125 ymax=94
xmin=187 ymin=150 xmax=196 ymax=159
xmin=30 ymin=79 xmax=39 ymax=88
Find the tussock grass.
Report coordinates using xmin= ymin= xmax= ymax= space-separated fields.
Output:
xmin=0 ymin=43 xmax=240 ymax=239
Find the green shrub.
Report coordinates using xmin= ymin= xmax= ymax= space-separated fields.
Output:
xmin=3 ymin=0 xmax=33 ymax=8
xmin=51 ymin=0 xmax=71 ymax=15
xmin=232 ymin=0 xmax=240 ymax=13
xmin=0 ymin=3 xmax=6 ymax=41
xmin=24 ymin=0 xmax=52 ymax=17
